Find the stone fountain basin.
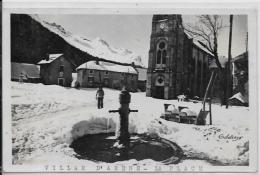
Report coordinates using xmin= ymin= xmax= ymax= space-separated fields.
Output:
xmin=70 ymin=133 xmax=183 ymax=164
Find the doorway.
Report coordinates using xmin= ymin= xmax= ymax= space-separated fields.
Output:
xmin=154 ymin=86 xmax=165 ymax=99
xmin=58 ymin=78 xmax=65 ymax=86
xmin=153 ymin=75 xmax=165 ymax=99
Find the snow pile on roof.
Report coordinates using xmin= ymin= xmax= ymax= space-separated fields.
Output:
xmin=30 ymin=15 xmax=143 ymax=66
xmin=229 ymin=92 xmax=248 ymax=104
xmin=37 ymin=54 xmax=63 ymax=64
xmin=11 ymin=62 xmax=40 ymax=79
xmin=77 ymin=61 xmax=138 ymax=74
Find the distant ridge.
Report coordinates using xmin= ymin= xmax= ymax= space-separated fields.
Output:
xmin=30 ymin=15 xmax=144 ymax=67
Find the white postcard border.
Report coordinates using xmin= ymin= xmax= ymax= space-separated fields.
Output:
xmin=2 ymin=2 xmax=258 ymax=173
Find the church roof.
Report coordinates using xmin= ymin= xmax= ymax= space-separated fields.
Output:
xmin=184 ymin=31 xmax=214 ymax=57
xmin=192 ymin=40 xmax=214 ymax=56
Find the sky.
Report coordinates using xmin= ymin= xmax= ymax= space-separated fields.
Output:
xmin=40 ymin=14 xmax=248 ymax=67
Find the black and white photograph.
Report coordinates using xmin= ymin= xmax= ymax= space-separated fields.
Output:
xmin=2 ymin=2 xmax=258 ymax=173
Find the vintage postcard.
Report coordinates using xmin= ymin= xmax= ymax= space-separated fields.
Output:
xmin=2 ymin=1 xmax=258 ymax=174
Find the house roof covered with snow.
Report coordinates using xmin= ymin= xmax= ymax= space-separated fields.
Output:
xmin=77 ymin=61 xmax=107 ymax=71
xmin=11 ymin=62 xmax=40 ymax=79
xmin=37 ymin=54 xmax=63 ymax=64
xmin=232 ymin=52 xmax=248 ymax=63
xmin=77 ymin=61 xmax=138 ymax=74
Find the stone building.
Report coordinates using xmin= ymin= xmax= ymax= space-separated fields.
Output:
xmin=146 ymin=15 xmax=213 ymax=99
xmin=38 ymin=53 xmax=76 ymax=87
xmin=76 ymin=61 xmax=138 ymax=92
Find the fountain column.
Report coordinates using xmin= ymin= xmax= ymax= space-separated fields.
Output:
xmin=118 ymin=89 xmax=131 ymax=147
xmin=109 ymin=87 xmax=138 ymax=148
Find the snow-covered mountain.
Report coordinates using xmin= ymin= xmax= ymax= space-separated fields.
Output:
xmin=30 ymin=15 xmax=144 ymax=67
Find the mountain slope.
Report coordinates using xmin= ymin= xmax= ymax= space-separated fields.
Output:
xmin=30 ymin=15 xmax=144 ymax=66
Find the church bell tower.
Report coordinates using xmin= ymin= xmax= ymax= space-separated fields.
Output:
xmin=146 ymin=15 xmax=185 ymax=99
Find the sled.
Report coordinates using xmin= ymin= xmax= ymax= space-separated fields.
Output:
xmin=161 ymin=71 xmax=216 ymax=125
xmin=160 ymin=104 xmax=197 ymax=124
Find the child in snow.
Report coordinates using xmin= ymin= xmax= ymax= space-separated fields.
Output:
xmin=96 ymin=86 xmax=104 ymax=109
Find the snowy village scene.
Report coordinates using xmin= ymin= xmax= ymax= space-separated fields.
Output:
xmin=4 ymin=8 xmax=257 ymax=173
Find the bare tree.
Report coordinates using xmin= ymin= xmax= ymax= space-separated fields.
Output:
xmin=184 ymin=15 xmax=226 ymax=71
xmin=184 ymin=15 xmax=228 ymax=104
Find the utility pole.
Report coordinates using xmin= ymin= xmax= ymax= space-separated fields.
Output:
xmin=226 ymin=15 xmax=233 ymax=109
xmin=246 ymin=32 xmax=248 ymax=52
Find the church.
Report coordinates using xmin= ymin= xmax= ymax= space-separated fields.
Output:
xmin=146 ymin=15 xmax=213 ymax=99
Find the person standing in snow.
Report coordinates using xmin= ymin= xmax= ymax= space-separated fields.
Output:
xmin=96 ymin=86 xmax=104 ymax=109
xmin=19 ymin=72 xmax=24 ymax=83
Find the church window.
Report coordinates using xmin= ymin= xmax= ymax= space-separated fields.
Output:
xmin=59 ymin=65 xmax=64 ymax=72
xmin=159 ymin=42 xmax=165 ymax=49
xmin=157 ymin=50 xmax=161 ymax=64
xmin=156 ymin=41 xmax=167 ymax=67
xmin=162 ymin=50 xmax=167 ymax=64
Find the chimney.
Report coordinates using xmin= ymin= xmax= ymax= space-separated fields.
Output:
xmin=131 ymin=62 xmax=135 ymax=67
xmin=46 ymin=53 xmax=49 ymax=61
xmin=96 ymin=59 xmax=99 ymax=65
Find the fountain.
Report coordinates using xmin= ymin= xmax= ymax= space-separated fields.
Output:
xmin=70 ymin=87 xmax=183 ymax=164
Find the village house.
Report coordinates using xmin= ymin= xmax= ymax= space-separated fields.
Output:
xmin=232 ymin=51 xmax=248 ymax=94
xmin=76 ymin=61 xmax=138 ymax=92
xmin=37 ymin=53 xmax=76 ymax=87
xmin=146 ymin=15 xmax=213 ymax=99
xmin=11 ymin=62 xmax=41 ymax=83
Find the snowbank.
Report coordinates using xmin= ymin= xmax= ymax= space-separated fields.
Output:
xmin=11 ymin=82 xmax=249 ymax=166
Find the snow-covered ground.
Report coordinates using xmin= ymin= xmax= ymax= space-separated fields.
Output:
xmin=11 ymin=82 xmax=249 ymax=167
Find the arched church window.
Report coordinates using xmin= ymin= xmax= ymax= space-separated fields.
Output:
xmin=156 ymin=41 xmax=167 ymax=67
xmin=159 ymin=42 xmax=165 ymax=49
